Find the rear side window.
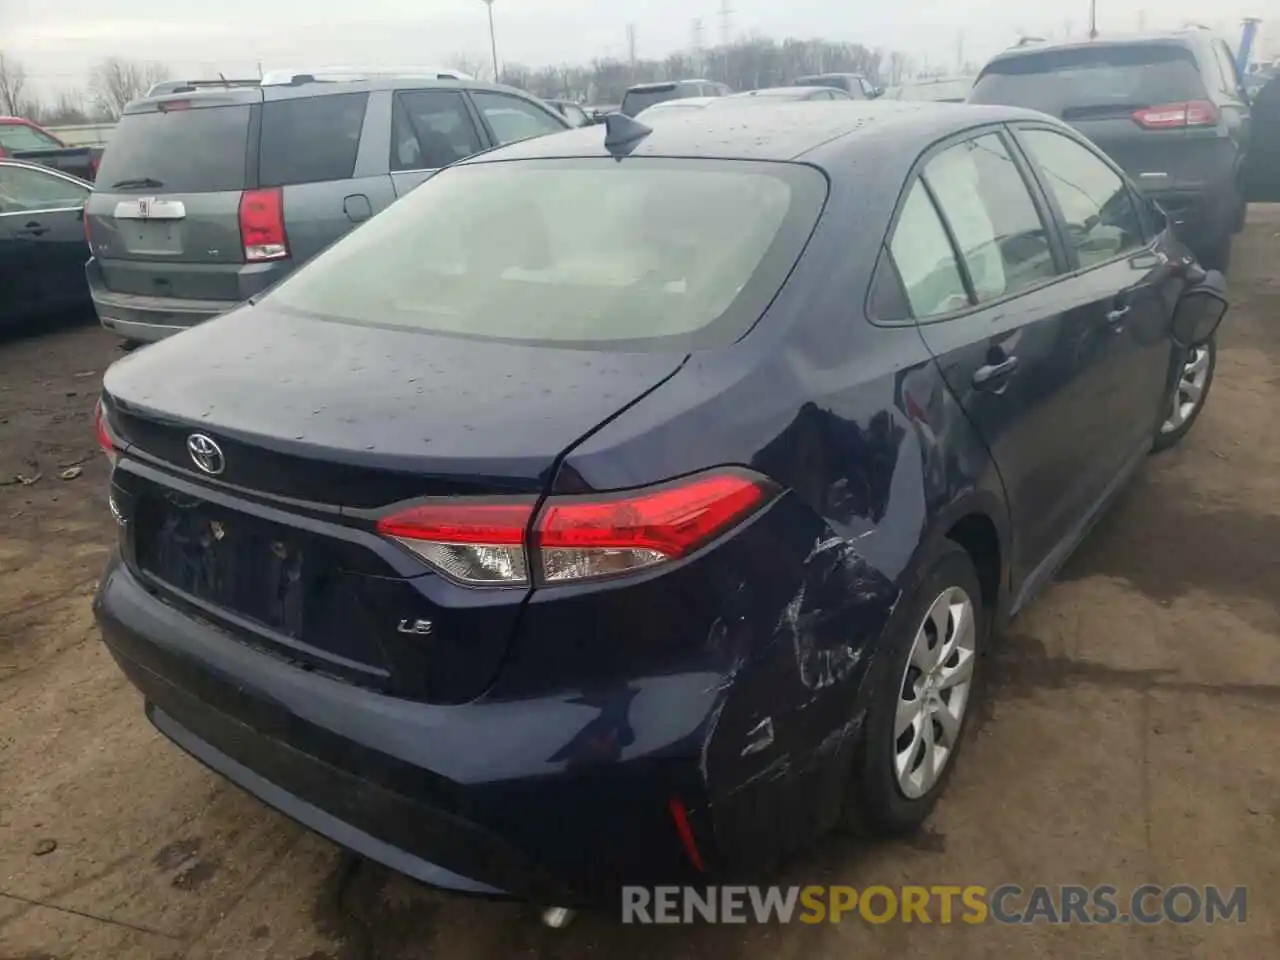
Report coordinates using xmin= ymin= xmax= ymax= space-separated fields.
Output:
xmin=1019 ymin=129 xmax=1144 ymax=269
xmin=94 ymin=104 xmax=251 ymax=193
xmin=391 ymin=90 xmax=484 ymax=171
xmin=0 ymin=123 xmax=62 ymax=151
xmin=266 ymin=158 xmax=827 ymax=351
xmin=259 ymin=92 xmax=369 ymax=187
xmin=970 ymin=45 xmax=1207 ymax=115
xmin=888 ymin=181 xmax=969 ymax=318
xmin=0 ymin=165 xmax=89 ymax=213
xmin=923 ymin=133 xmax=1058 ymax=302
xmin=470 ymin=92 xmax=565 ymax=145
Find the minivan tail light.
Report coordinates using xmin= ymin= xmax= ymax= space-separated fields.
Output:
xmin=376 ymin=469 xmax=775 ymax=587
xmin=238 ymin=187 xmax=289 ymax=262
xmin=1132 ymin=100 xmax=1217 ymax=129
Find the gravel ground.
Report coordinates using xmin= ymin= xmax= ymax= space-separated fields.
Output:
xmin=1 ymin=210 xmax=1278 ymax=959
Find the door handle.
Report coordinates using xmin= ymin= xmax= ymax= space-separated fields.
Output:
xmin=973 ymin=355 xmax=1019 ymax=389
xmin=1106 ymin=305 xmax=1131 ymax=328
xmin=15 ymin=222 xmax=48 ymax=237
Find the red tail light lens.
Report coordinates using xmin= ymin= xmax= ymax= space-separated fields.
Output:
xmin=238 ymin=187 xmax=289 ymax=262
xmin=376 ymin=469 xmax=775 ymax=587
xmin=377 ymin=501 xmax=533 ymax=585
xmin=535 ymin=471 xmax=771 ymax=582
xmin=1132 ymin=100 xmax=1218 ymax=129
xmin=94 ymin=399 xmax=117 ymax=464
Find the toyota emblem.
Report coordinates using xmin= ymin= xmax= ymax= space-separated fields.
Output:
xmin=187 ymin=433 xmax=225 ymax=475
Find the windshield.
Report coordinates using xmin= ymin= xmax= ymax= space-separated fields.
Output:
xmin=266 ymin=157 xmax=827 ymax=351
xmin=969 ymin=45 xmax=1206 ymax=115
xmin=0 ymin=123 xmax=62 ymax=152
xmin=95 ymin=103 xmax=251 ymax=193
xmin=621 ymin=86 xmax=680 ymax=116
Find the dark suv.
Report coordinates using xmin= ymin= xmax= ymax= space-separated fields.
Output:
xmin=85 ymin=75 xmax=569 ymax=343
xmin=968 ymin=30 xmax=1266 ymax=270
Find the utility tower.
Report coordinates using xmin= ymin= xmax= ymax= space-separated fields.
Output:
xmin=719 ymin=0 xmax=733 ymax=47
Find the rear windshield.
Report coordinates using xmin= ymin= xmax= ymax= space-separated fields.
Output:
xmin=95 ymin=104 xmax=251 ymax=193
xmin=266 ymin=157 xmax=827 ymax=351
xmin=794 ymin=76 xmax=862 ymax=97
xmin=969 ymin=45 xmax=1206 ymax=115
xmin=622 ymin=85 xmax=680 ymax=116
xmin=0 ymin=123 xmax=62 ymax=151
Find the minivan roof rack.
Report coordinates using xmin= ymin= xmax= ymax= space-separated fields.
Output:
xmin=145 ymin=78 xmax=261 ymax=96
xmin=1013 ymin=35 xmax=1048 ymax=47
xmin=259 ymin=65 xmax=473 ymax=86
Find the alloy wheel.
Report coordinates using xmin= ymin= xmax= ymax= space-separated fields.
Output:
xmin=894 ymin=586 xmax=977 ymax=800
xmin=1161 ymin=345 xmax=1211 ymax=435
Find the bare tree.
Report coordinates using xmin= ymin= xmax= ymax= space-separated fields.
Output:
xmin=89 ymin=57 xmax=171 ymax=118
xmin=447 ymin=53 xmax=492 ymax=82
xmin=0 ymin=51 xmax=29 ymax=116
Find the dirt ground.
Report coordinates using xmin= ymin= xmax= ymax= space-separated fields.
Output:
xmin=2 ymin=212 xmax=1278 ymax=960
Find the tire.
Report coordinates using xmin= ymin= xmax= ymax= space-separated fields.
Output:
xmin=843 ymin=540 xmax=987 ymax=836
xmin=1152 ymin=334 xmax=1216 ymax=453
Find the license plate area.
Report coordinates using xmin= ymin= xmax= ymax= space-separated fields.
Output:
xmin=134 ymin=493 xmax=389 ymax=673
xmin=118 ymin=220 xmax=183 ymax=256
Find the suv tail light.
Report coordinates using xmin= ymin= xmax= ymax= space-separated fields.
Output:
xmin=238 ymin=187 xmax=289 ymax=262
xmin=376 ymin=469 xmax=776 ymax=587
xmin=1132 ymin=100 xmax=1218 ymax=129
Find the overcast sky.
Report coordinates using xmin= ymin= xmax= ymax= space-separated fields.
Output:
xmin=2 ymin=0 xmax=1273 ymax=96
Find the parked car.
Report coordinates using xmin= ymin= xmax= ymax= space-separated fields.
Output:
xmin=85 ymin=74 xmax=570 ymax=345
xmin=546 ymin=99 xmax=595 ymax=126
xmin=0 ymin=159 xmax=92 ymax=328
xmin=888 ymin=77 xmax=974 ymax=103
xmin=790 ymin=73 xmax=882 ymax=99
xmin=722 ymin=86 xmax=856 ymax=102
xmin=1244 ymin=74 xmax=1280 ymax=201
xmin=968 ymin=29 xmax=1272 ymax=272
xmin=620 ymin=79 xmax=731 ymax=117
xmin=634 ymin=96 xmax=718 ymax=119
xmin=94 ymin=102 xmax=1226 ymax=910
xmin=0 ymin=117 xmax=99 ymax=182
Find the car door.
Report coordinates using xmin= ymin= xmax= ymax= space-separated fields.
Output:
xmin=888 ymin=127 xmax=1111 ymax=585
xmin=1012 ymin=124 xmax=1175 ymax=478
xmin=468 ymin=90 xmax=570 ymax=148
xmin=1242 ymin=75 xmax=1280 ymax=202
xmin=389 ymin=88 xmax=489 ymax=198
xmin=0 ymin=163 xmax=90 ymax=318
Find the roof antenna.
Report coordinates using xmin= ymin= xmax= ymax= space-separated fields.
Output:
xmin=604 ymin=113 xmax=652 ymax=158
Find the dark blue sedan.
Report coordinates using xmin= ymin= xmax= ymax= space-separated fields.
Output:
xmin=92 ymin=102 xmax=1224 ymax=910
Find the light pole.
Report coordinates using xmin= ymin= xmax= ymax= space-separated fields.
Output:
xmin=481 ymin=0 xmax=499 ymax=83
xmin=1088 ymin=0 xmax=1098 ymax=39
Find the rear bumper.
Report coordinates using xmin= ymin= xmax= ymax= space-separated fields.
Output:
xmin=93 ymin=553 xmax=722 ymax=904
xmin=86 ymin=259 xmax=243 ymax=342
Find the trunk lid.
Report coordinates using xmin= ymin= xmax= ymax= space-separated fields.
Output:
xmin=88 ymin=92 xmax=259 ymax=301
xmin=102 ymin=303 xmax=686 ymax=704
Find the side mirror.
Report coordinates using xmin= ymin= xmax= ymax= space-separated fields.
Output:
xmin=1171 ymin=268 xmax=1229 ymax=348
xmin=870 ymin=86 xmax=885 ymax=99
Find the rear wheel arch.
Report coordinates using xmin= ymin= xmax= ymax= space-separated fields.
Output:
xmin=944 ymin=512 xmax=1001 ymax=616
xmin=913 ymin=493 xmax=1011 ymax=620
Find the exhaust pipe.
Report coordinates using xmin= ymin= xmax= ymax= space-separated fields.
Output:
xmin=541 ymin=906 xmax=576 ymax=928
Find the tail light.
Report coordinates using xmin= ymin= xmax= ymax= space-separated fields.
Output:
xmin=0 ymin=146 xmax=7 ymax=158
xmin=94 ymin=399 xmax=118 ymax=464
xmin=238 ymin=187 xmax=289 ymax=262
xmin=1132 ymin=100 xmax=1218 ymax=129
xmin=376 ymin=469 xmax=776 ymax=587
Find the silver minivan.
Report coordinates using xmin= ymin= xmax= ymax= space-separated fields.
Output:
xmin=85 ymin=75 xmax=569 ymax=343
